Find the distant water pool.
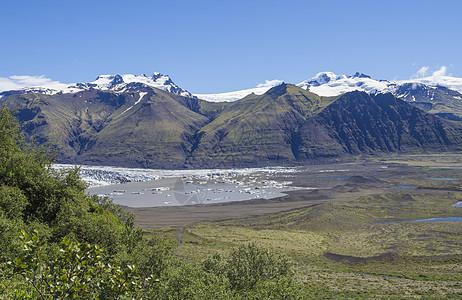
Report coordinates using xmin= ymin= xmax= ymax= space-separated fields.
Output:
xmin=374 ymin=200 xmax=462 ymax=224
xmin=397 ymin=186 xmax=416 ymax=189
xmin=374 ymin=217 xmax=462 ymax=224
xmin=408 ymin=217 xmax=462 ymax=222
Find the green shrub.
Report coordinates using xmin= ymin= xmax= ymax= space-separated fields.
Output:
xmin=201 ymin=243 xmax=303 ymax=299
xmin=8 ymin=230 xmax=157 ymax=299
xmin=156 ymin=261 xmax=232 ymax=300
xmin=226 ymin=243 xmax=293 ymax=291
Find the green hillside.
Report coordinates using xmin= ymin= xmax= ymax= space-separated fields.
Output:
xmin=1 ymin=84 xmax=461 ymax=168
xmin=78 ymin=89 xmax=210 ymax=168
xmin=187 ymin=84 xmax=337 ymax=167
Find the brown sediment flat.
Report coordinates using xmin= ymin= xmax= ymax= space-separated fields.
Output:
xmin=123 ymin=191 xmax=331 ymax=229
xmin=123 ymin=184 xmax=382 ymax=229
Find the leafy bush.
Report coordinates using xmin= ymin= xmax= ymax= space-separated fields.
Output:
xmin=8 ymin=230 xmax=157 ymax=299
xmin=201 ymin=243 xmax=303 ymax=299
xmin=118 ymin=234 xmax=175 ymax=279
xmin=156 ymin=260 xmax=232 ymax=300
xmin=226 ymin=243 xmax=293 ymax=291
xmin=0 ymin=185 xmax=28 ymax=219
xmin=0 ymin=106 xmax=154 ymax=297
xmin=0 ymin=106 xmax=137 ymax=253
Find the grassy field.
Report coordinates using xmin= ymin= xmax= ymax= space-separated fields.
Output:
xmin=376 ymin=152 xmax=462 ymax=167
xmin=147 ymin=157 xmax=462 ymax=298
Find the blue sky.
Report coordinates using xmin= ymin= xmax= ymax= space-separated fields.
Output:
xmin=1 ymin=0 xmax=461 ymax=93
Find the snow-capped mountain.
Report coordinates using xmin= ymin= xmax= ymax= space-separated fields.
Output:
xmin=298 ymin=71 xmax=462 ymax=97
xmin=0 ymin=73 xmax=194 ymax=98
xmin=89 ymin=73 xmax=194 ymax=97
xmin=193 ymin=71 xmax=462 ymax=102
xmin=297 ymin=72 xmax=393 ymax=96
xmin=3 ymin=70 xmax=462 ymax=104
xmin=193 ymin=72 xmax=394 ymax=102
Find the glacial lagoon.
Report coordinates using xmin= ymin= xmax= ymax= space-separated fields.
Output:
xmin=87 ymin=177 xmax=299 ymax=207
xmin=54 ymin=164 xmax=303 ymax=208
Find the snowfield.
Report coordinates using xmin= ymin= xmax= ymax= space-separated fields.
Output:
xmin=2 ymin=68 xmax=461 ymax=102
xmin=194 ymin=70 xmax=462 ymax=101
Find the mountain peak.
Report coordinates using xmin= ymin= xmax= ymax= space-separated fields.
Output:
xmin=92 ymin=74 xmax=124 ymax=89
xmin=266 ymin=82 xmax=288 ymax=96
xmin=350 ymin=72 xmax=371 ymax=79
xmin=296 ymin=72 xmax=391 ymax=97
xmin=151 ymin=72 xmax=170 ymax=81
xmin=305 ymin=72 xmax=340 ymax=87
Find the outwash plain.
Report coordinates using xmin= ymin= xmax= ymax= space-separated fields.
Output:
xmin=126 ymin=154 xmax=462 ymax=298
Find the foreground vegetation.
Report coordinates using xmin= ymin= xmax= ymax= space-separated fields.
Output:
xmin=0 ymin=106 xmax=304 ymax=299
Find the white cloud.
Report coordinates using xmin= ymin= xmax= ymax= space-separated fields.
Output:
xmin=405 ymin=65 xmax=462 ymax=93
xmin=432 ymin=66 xmax=447 ymax=78
xmin=0 ymin=75 xmax=66 ymax=92
xmin=0 ymin=77 xmax=23 ymax=91
xmin=256 ymin=79 xmax=283 ymax=88
xmin=9 ymin=75 xmax=60 ymax=86
xmin=413 ymin=66 xmax=430 ymax=78
xmin=410 ymin=65 xmax=450 ymax=81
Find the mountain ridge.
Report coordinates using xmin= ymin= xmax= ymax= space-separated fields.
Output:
xmin=187 ymin=86 xmax=462 ymax=167
xmin=3 ymin=71 xmax=462 ymax=101
xmin=0 ymin=72 xmax=195 ymax=99
xmin=194 ymin=71 xmax=462 ymax=102
xmin=2 ymin=83 xmax=460 ymax=168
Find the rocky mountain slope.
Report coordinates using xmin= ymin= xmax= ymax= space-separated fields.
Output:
xmin=188 ymin=85 xmax=462 ymax=167
xmin=1 ymin=82 xmax=461 ymax=168
xmin=394 ymin=83 xmax=462 ymax=120
xmin=4 ymin=71 xmax=462 ymax=121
